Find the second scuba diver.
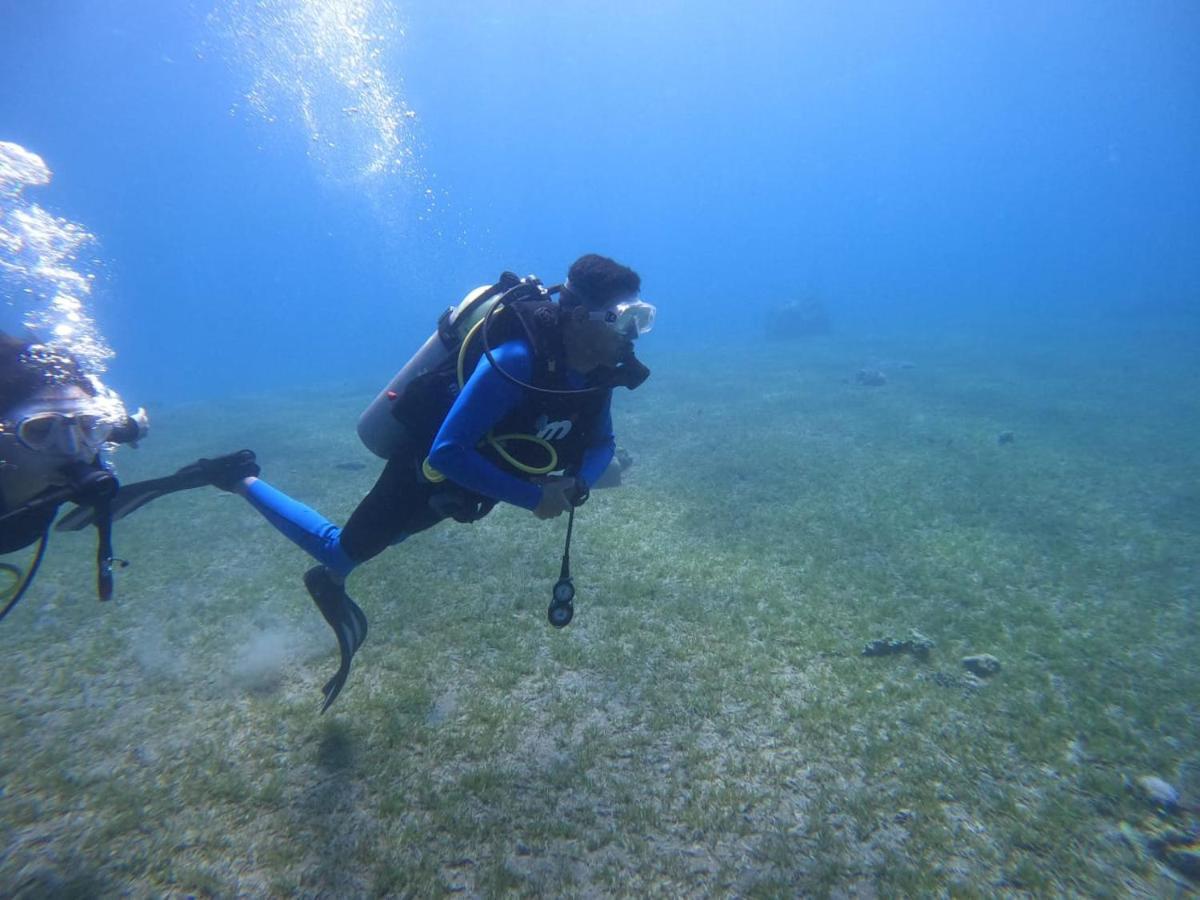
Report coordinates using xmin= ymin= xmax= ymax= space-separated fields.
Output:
xmin=0 ymin=332 xmax=146 ymax=615
xmin=1 ymin=331 xmax=261 ymax=620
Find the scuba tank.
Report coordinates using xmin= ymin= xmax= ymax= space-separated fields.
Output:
xmin=357 ymin=272 xmax=537 ymax=459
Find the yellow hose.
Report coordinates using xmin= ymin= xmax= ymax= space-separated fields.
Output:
xmin=423 ymin=304 xmax=558 ymax=482
xmin=0 ymin=563 xmax=23 ymax=604
xmin=486 ymin=432 xmax=557 ymax=476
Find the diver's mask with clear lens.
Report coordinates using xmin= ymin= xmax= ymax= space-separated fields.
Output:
xmin=588 ymin=297 xmax=656 ymax=339
xmin=578 ymin=296 xmax=654 ymax=391
xmin=8 ymin=410 xmax=113 ymax=455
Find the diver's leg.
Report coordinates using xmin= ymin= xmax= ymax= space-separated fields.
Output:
xmin=230 ymin=472 xmax=369 ymax=712
xmin=249 ymin=448 xmax=453 ymax=711
xmin=338 ymin=454 xmax=445 ymax=563
xmin=306 ymin=454 xmax=457 ymax=711
xmin=276 ymin=453 xmax=438 ymax=712
xmin=233 ymin=477 xmax=357 ymax=578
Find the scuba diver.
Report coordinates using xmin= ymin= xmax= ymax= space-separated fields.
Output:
xmin=0 ymin=331 xmax=259 ymax=620
xmin=231 ymin=254 xmax=653 ymax=711
xmin=0 ymin=332 xmax=148 ymax=617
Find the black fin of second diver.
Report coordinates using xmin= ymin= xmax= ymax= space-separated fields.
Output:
xmin=304 ymin=565 xmax=368 ymax=713
xmin=56 ymin=450 xmax=259 ymax=532
xmin=56 ymin=478 xmax=173 ymax=531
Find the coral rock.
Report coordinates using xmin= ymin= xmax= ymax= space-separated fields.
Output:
xmin=1135 ymin=775 xmax=1181 ymax=811
xmin=961 ymin=654 xmax=1001 ymax=677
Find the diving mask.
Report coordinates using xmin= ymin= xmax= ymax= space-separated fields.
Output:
xmin=588 ymin=298 xmax=656 ymax=339
xmin=8 ymin=410 xmax=113 ymax=454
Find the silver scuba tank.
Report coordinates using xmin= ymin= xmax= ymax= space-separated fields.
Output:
xmin=357 ymin=284 xmax=500 ymax=459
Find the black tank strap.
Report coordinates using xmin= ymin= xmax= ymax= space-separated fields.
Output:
xmin=94 ymin=494 xmax=117 ymax=602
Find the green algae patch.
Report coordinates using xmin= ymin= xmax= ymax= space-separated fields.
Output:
xmin=1 ymin=329 xmax=1197 ymax=897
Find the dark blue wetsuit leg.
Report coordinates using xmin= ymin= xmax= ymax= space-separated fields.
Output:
xmin=243 ymin=478 xmax=357 ymax=579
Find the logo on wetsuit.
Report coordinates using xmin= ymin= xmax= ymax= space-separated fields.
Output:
xmin=535 ymin=414 xmax=573 ymax=442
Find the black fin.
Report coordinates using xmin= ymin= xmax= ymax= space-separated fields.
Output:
xmin=304 ymin=565 xmax=368 ymax=713
xmin=55 ymin=450 xmax=259 ymax=532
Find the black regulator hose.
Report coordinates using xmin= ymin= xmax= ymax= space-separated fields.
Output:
xmin=0 ymin=464 xmax=122 ymax=622
xmin=0 ymin=529 xmax=49 ymax=623
xmin=68 ymin=466 xmax=123 ymax=602
xmin=479 ymin=281 xmax=650 ymax=397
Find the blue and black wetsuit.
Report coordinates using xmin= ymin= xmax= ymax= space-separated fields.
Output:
xmin=243 ymin=337 xmax=615 ymax=577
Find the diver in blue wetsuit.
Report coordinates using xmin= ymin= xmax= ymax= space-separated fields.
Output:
xmin=229 ymin=254 xmax=655 ymax=711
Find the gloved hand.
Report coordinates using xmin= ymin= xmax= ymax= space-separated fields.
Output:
xmin=533 ymin=475 xmax=579 ymax=520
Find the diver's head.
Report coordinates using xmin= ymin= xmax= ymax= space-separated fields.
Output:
xmin=0 ymin=333 xmax=111 ymax=479
xmin=561 ymin=254 xmax=642 ymax=312
xmin=559 ymin=254 xmax=655 ymax=375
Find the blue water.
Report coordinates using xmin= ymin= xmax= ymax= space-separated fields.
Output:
xmin=1 ymin=0 xmax=1197 ymax=402
xmin=4 ymin=5 xmax=1200 ymax=893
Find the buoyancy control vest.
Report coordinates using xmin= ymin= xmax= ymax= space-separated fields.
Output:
xmin=358 ymin=273 xmax=618 ymax=466
xmin=473 ymin=350 xmax=611 ymax=478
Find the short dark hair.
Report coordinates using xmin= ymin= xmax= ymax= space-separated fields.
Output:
xmin=563 ymin=254 xmax=641 ymax=309
xmin=0 ymin=332 xmax=93 ymax=417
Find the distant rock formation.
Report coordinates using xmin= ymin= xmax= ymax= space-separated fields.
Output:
xmin=765 ymin=297 xmax=830 ymax=338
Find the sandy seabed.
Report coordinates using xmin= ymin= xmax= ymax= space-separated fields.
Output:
xmin=2 ymin=319 xmax=1197 ymax=897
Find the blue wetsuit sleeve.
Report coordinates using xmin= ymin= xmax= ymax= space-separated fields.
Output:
xmin=574 ymin=395 xmax=615 ymax=490
xmin=427 ymin=339 xmax=543 ymax=510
